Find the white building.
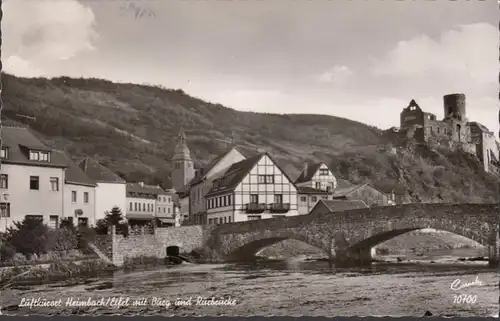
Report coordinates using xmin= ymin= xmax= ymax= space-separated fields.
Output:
xmin=294 ymin=162 xmax=337 ymax=215
xmin=205 ymin=152 xmax=298 ymax=223
xmin=188 ymin=147 xmax=246 ymax=224
xmin=0 ymin=126 xmax=67 ymax=232
xmin=77 ymin=158 xmax=127 ymax=221
xmin=58 ymin=152 xmax=97 ymax=227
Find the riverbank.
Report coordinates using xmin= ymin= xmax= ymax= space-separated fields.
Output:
xmin=0 ymin=259 xmax=497 ymax=316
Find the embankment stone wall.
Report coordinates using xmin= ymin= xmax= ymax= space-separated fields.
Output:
xmin=111 ymin=225 xmax=205 ymax=266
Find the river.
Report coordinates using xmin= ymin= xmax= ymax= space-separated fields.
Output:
xmin=0 ymin=247 xmax=498 ymax=317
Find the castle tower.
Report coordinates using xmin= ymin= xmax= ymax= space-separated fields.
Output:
xmin=443 ymin=93 xmax=467 ymax=122
xmin=171 ymin=129 xmax=195 ymax=192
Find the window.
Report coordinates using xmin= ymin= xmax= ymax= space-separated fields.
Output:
xmin=134 ymin=203 xmax=138 ymax=211
xmin=78 ymin=217 xmax=88 ymax=227
xmin=315 ymin=182 xmax=321 ymax=189
xmin=437 ymin=127 xmax=440 ymax=134
xmin=209 ymin=218 xmax=213 ymax=225
xmin=50 ymin=177 xmax=59 ymax=191
xmin=130 ymin=203 xmax=134 ymax=211
xmin=222 ymin=196 xmax=227 ymax=207
xmin=30 ymin=176 xmax=40 ymax=190
xmin=0 ymin=148 xmax=8 ymax=159
xmin=49 ymin=215 xmax=58 ymax=229
xmin=142 ymin=203 xmax=145 ymax=211
xmin=0 ymin=202 xmax=10 ymax=218
xmin=250 ymin=194 xmax=259 ymax=203
xmin=311 ymin=196 xmax=317 ymax=202
xmin=168 ymin=207 xmax=171 ymax=214
xmin=158 ymin=206 xmax=161 ymax=212
xmin=228 ymin=216 xmax=232 ymax=223
xmin=71 ymin=191 xmax=77 ymax=203
xmin=175 ymin=163 xmax=180 ymax=169
xmin=40 ymin=152 xmax=50 ymax=161
xmin=319 ymin=169 xmax=329 ymax=176
xmin=0 ymin=174 xmax=8 ymax=189
xmin=29 ymin=151 xmax=39 ymax=161
xmin=224 ymin=217 xmax=227 ymax=223
xmin=274 ymin=194 xmax=283 ymax=204
xmin=228 ymin=196 xmax=232 ymax=206
xmin=84 ymin=192 xmax=89 ymax=204
xmin=300 ymin=196 xmax=307 ymax=202
xmin=258 ymin=175 xmax=274 ymax=184
xmin=25 ymin=215 xmax=43 ymax=221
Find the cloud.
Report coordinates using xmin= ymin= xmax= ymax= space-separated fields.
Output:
xmin=4 ymin=56 xmax=45 ymax=78
xmin=317 ymin=65 xmax=354 ymax=85
xmin=3 ymin=0 xmax=98 ymax=77
xmin=370 ymin=23 xmax=498 ymax=90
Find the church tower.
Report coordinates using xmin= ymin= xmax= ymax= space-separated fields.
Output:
xmin=171 ymin=129 xmax=195 ymax=191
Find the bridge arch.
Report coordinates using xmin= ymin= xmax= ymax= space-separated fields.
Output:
xmin=345 ymin=218 xmax=494 ymax=251
xmin=221 ymin=230 xmax=331 ymax=261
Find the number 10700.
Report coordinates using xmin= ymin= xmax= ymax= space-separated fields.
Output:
xmin=453 ymin=294 xmax=477 ymax=304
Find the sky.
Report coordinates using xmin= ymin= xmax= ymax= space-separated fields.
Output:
xmin=3 ymin=0 xmax=499 ymax=136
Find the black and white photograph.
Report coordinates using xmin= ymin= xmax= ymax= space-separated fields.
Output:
xmin=0 ymin=0 xmax=498 ymax=317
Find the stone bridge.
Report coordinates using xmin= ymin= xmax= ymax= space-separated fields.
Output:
xmin=204 ymin=203 xmax=499 ymax=267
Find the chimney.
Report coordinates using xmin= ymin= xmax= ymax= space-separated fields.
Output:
xmin=303 ymin=162 xmax=308 ymax=177
xmin=138 ymin=182 xmax=144 ymax=187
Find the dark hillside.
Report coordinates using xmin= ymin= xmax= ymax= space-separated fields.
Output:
xmin=3 ymin=73 xmax=499 ymax=204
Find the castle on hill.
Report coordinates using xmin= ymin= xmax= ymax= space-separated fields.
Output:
xmin=395 ymin=93 xmax=499 ymax=173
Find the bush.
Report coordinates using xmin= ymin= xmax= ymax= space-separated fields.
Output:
xmin=48 ymin=227 xmax=78 ymax=252
xmin=4 ymin=217 xmax=51 ymax=258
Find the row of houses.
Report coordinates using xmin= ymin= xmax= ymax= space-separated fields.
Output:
xmin=170 ymin=131 xmax=398 ymax=226
xmin=0 ymin=125 xmax=397 ymax=233
xmin=0 ymin=126 xmax=180 ymax=232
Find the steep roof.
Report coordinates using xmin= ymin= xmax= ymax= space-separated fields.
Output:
xmin=295 ymin=162 xmax=323 ymax=183
xmin=316 ymin=199 xmax=369 ymax=212
xmin=205 ymin=153 xmax=263 ymax=197
xmin=332 ymin=183 xmax=366 ymax=197
xmin=53 ymin=151 xmax=96 ymax=187
xmin=297 ymin=186 xmax=330 ymax=195
xmin=336 ymin=178 xmax=354 ymax=189
xmin=189 ymin=147 xmax=244 ymax=186
xmin=1 ymin=126 xmax=68 ymax=168
xmin=126 ymin=182 xmax=166 ymax=198
xmin=77 ymin=157 xmax=126 ymax=184
xmin=205 ymin=152 xmax=297 ymax=198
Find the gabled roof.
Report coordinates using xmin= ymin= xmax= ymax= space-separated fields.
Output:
xmin=189 ymin=147 xmax=244 ymax=186
xmin=336 ymin=178 xmax=354 ymax=189
xmin=295 ymin=162 xmax=323 ymax=183
xmin=126 ymin=182 xmax=165 ymax=198
xmin=77 ymin=157 xmax=126 ymax=184
xmin=1 ymin=126 xmax=68 ymax=168
xmin=205 ymin=152 xmax=297 ymax=198
xmin=297 ymin=186 xmax=330 ymax=195
xmin=205 ymin=153 xmax=263 ymax=197
xmin=332 ymin=183 xmax=366 ymax=197
xmin=53 ymin=151 xmax=96 ymax=187
xmin=314 ymin=199 xmax=369 ymax=213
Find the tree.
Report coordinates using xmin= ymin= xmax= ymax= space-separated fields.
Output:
xmin=94 ymin=207 xmax=129 ymax=237
xmin=104 ymin=206 xmax=125 ymax=226
xmin=5 ymin=217 xmax=51 ymax=258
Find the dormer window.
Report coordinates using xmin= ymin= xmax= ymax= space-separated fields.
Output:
xmin=29 ymin=150 xmax=51 ymax=162
xmin=29 ymin=151 xmax=39 ymax=160
xmin=0 ymin=148 xmax=8 ymax=159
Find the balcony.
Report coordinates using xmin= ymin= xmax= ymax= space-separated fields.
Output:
xmin=245 ymin=203 xmax=267 ymax=213
xmin=269 ymin=203 xmax=291 ymax=213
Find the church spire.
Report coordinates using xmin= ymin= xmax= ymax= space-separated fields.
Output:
xmin=173 ymin=128 xmax=192 ymax=161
